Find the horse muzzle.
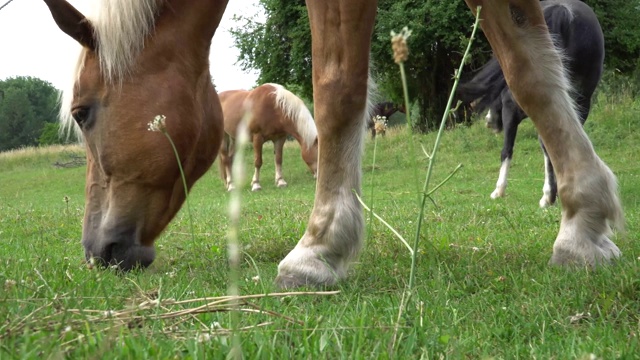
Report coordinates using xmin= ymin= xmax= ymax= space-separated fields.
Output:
xmin=82 ymin=225 xmax=156 ymax=271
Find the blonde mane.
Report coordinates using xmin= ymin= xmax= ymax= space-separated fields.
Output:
xmin=268 ymin=83 xmax=317 ymax=149
xmin=59 ymin=0 xmax=163 ymax=139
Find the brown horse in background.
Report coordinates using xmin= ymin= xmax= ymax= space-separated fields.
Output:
xmin=218 ymin=83 xmax=318 ymax=192
xmin=45 ymin=0 xmax=623 ymax=287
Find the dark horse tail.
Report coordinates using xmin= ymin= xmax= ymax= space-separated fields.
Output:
xmin=457 ymin=1 xmax=575 ymax=118
xmin=457 ymin=58 xmax=506 ymax=117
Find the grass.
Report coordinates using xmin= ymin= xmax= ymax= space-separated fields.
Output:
xmin=0 ymin=95 xmax=639 ymax=358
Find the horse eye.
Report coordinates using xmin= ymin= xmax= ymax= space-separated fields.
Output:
xmin=71 ymin=107 xmax=91 ymax=126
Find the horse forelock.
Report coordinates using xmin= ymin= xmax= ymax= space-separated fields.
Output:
xmin=90 ymin=0 xmax=164 ymax=82
xmin=269 ymin=84 xmax=317 ymax=149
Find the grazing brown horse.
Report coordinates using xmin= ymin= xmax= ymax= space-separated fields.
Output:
xmin=218 ymin=83 xmax=318 ymax=192
xmin=45 ymin=0 xmax=623 ymax=287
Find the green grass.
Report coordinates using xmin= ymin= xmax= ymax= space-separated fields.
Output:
xmin=1 ymin=95 xmax=639 ymax=359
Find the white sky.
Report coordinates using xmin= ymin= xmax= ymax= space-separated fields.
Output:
xmin=0 ymin=0 xmax=262 ymax=92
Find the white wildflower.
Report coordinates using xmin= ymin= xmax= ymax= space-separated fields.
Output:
xmin=148 ymin=115 xmax=167 ymax=132
xmin=197 ymin=333 xmax=211 ymax=343
xmin=4 ymin=279 xmax=16 ymax=289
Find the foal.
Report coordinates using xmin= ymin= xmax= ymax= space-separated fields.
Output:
xmin=218 ymin=83 xmax=318 ymax=192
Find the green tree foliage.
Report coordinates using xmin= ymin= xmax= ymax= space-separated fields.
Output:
xmin=583 ymin=0 xmax=640 ymax=74
xmin=230 ymin=0 xmax=312 ymax=100
xmin=0 ymin=76 xmax=63 ymax=151
xmin=372 ymin=0 xmax=490 ymax=131
xmin=230 ymin=0 xmax=640 ymax=131
xmin=0 ymin=89 xmax=39 ymax=150
xmin=38 ymin=122 xmax=64 ymax=146
xmin=231 ymin=0 xmax=489 ymax=131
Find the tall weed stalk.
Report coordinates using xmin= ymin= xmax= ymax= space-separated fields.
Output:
xmin=406 ymin=7 xmax=482 ymax=289
xmin=226 ymin=116 xmax=250 ymax=360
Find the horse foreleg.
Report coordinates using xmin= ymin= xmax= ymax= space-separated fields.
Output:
xmin=465 ymin=0 xmax=623 ymax=267
xmin=275 ymin=0 xmax=377 ymax=288
xmin=274 ymin=137 xmax=287 ymax=188
xmin=251 ymin=135 xmax=264 ymax=191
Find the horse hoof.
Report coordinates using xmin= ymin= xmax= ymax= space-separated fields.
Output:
xmin=274 ymin=270 xmax=337 ymax=290
xmin=274 ymin=274 xmax=316 ymax=289
xmin=550 ymin=221 xmax=622 ymax=268
xmin=227 ymin=184 xmax=235 ymax=192
xmin=490 ymin=188 xmax=504 ymax=199
xmin=251 ymin=183 xmax=262 ymax=192
xmin=539 ymin=196 xmax=554 ymax=208
xmin=276 ymin=180 xmax=288 ymax=188
xmin=276 ymin=247 xmax=343 ymax=289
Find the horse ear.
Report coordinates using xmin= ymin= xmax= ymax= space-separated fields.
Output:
xmin=43 ymin=0 xmax=95 ymax=50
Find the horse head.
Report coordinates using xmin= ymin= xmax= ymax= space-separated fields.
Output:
xmin=44 ymin=0 xmax=226 ymax=270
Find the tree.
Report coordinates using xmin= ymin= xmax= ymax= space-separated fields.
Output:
xmin=231 ymin=0 xmax=490 ymax=131
xmin=230 ymin=0 xmax=313 ymax=100
xmin=0 ymin=89 xmax=39 ymax=151
xmin=0 ymin=76 xmax=62 ymax=151
xmin=371 ymin=0 xmax=491 ymax=131
xmin=230 ymin=0 xmax=640 ymax=131
xmin=582 ymin=0 xmax=640 ymax=74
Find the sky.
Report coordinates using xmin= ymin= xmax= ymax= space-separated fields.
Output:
xmin=0 ymin=0 xmax=262 ymax=92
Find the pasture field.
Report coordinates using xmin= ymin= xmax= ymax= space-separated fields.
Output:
xmin=1 ymin=95 xmax=639 ymax=359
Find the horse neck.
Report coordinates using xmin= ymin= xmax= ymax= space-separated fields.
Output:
xmin=269 ymin=85 xmax=317 ymax=150
xmin=161 ymin=0 xmax=227 ymax=42
xmin=282 ymin=118 xmax=313 ymax=150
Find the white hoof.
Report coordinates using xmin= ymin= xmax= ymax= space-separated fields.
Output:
xmin=251 ymin=183 xmax=262 ymax=192
xmin=226 ymin=183 xmax=235 ymax=192
xmin=276 ymin=179 xmax=288 ymax=188
xmin=491 ymin=188 xmax=504 ymax=199
xmin=539 ymin=195 xmax=553 ymax=208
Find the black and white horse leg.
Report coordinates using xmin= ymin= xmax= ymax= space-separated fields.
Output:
xmin=491 ymin=105 xmax=518 ymax=199
xmin=538 ymin=138 xmax=558 ymax=207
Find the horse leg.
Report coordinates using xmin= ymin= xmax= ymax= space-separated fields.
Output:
xmin=465 ymin=0 xmax=623 ymax=266
xmin=538 ymin=138 xmax=557 ymax=207
xmin=251 ymin=135 xmax=264 ymax=191
xmin=220 ymin=134 xmax=235 ymax=191
xmin=274 ymin=137 xmax=288 ymax=188
xmin=491 ymin=102 xmax=519 ymax=199
xmin=275 ymin=0 xmax=377 ymax=288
